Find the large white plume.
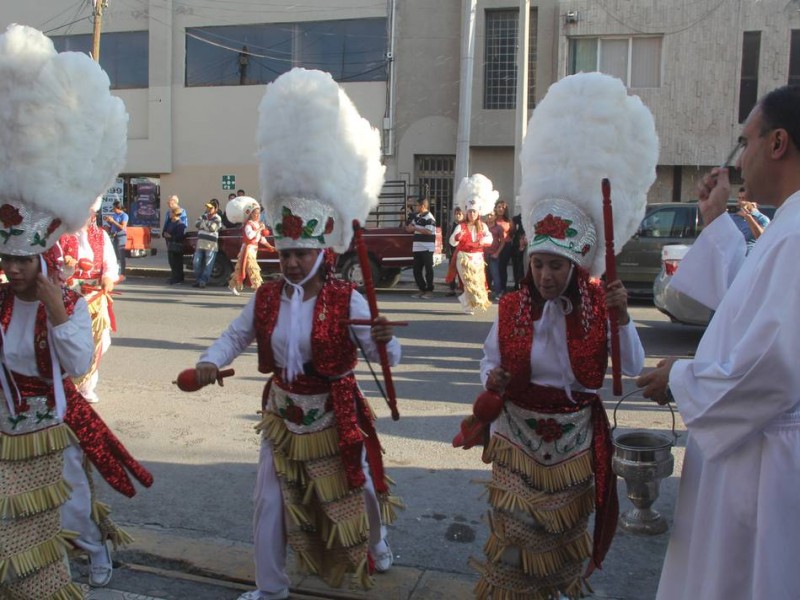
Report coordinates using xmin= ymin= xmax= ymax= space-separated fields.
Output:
xmin=0 ymin=24 xmax=128 ymax=232
xmin=519 ymin=72 xmax=659 ymax=277
xmin=455 ymin=174 xmax=499 ymax=216
xmin=256 ymin=68 xmax=385 ymax=252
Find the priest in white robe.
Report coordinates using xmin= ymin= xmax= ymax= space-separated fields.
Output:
xmin=638 ymin=84 xmax=800 ymax=599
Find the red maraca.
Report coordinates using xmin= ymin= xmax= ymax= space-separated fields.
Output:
xmin=77 ymin=258 xmax=94 ymax=272
xmin=173 ymin=368 xmax=235 ymax=392
xmin=452 ymin=390 xmax=504 ymax=449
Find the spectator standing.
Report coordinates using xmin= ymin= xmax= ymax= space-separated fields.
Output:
xmin=193 ymin=199 xmax=222 ymax=288
xmin=730 ymin=186 xmax=770 ymax=253
xmin=445 ymin=206 xmax=464 ymax=296
xmin=483 ymin=211 xmax=500 ymax=295
xmin=103 ymin=200 xmax=128 ymax=276
xmin=407 ymin=197 xmax=437 ymax=298
xmin=637 ymin=85 xmax=800 ymax=600
xmin=163 ymin=194 xmax=188 ymax=229
xmin=487 ymin=200 xmax=512 ymax=299
xmin=164 ymin=206 xmax=187 ymax=285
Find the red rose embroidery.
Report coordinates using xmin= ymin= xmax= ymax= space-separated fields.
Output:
xmin=46 ymin=218 xmax=62 ymax=236
xmin=324 ymin=217 xmax=334 ymax=234
xmin=580 ymin=244 xmax=591 ymax=256
xmin=535 ymin=418 xmax=564 ymax=443
xmin=534 ymin=214 xmax=571 ymax=239
xmin=0 ymin=204 xmax=23 ymax=228
xmin=17 ymin=398 xmax=30 ymax=413
xmin=281 ymin=214 xmax=304 ymax=239
xmin=284 ymin=404 xmax=304 ymax=425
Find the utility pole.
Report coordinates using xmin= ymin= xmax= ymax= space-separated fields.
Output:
xmin=513 ymin=0 xmax=530 ymax=209
xmin=91 ymin=0 xmax=108 ymax=62
xmin=454 ymin=0 xmax=477 ymax=187
xmin=239 ymin=46 xmax=249 ymax=85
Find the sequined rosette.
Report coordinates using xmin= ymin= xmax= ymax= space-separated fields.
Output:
xmin=0 ymin=396 xmax=83 ymax=600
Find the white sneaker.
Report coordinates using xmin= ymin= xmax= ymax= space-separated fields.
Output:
xmin=229 ymin=286 xmax=241 ymax=296
xmin=88 ymin=542 xmax=113 ymax=587
xmin=237 ymin=589 xmax=289 ymax=600
xmin=372 ymin=540 xmax=394 ymax=573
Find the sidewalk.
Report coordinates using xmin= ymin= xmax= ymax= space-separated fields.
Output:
xmin=84 ymin=526 xmax=475 ymax=600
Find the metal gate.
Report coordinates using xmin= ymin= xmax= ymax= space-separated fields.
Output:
xmin=415 ymin=155 xmax=455 ymax=234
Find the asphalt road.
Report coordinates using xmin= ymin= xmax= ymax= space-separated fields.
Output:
xmin=92 ymin=276 xmax=704 ymax=599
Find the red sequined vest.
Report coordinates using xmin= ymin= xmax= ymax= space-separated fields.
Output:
xmin=498 ymin=280 xmax=608 ymax=397
xmin=253 ymin=277 xmax=358 ymax=379
xmin=455 ymin=222 xmax=487 ymax=253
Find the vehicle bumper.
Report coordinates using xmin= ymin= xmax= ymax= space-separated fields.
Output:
xmin=653 ymin=272 xmax=712 ymax=326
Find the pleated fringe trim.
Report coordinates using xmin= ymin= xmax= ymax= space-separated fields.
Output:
xmin=0 ymin=424 xmax=76 ymax=462
xmin=459 ymin=253 xmax=492 ymax=310
xmin=257 ymin=412 xmax=340 ymax=463
xmin=0 ymin=530 xmax=78 ymax=583
xmin=0 ymin=479 xmax=72 ymax=520
xmin=92 ymin=501 xmax=134 ymax=550
xmin=322 ymin=513 xmax=369 ymax=550
xmin=484 ymin=513 xmax=592 ymax=578
xmin=484 ymin=436 xmax=593 ymax=492
xmin=380 ymin=492 xmax=404 ymax=526
xmin=3 ymin=581 xmax=84 ymax=600
xmin=486 ymin=484 xmax=594 ymax=535
xmin=471 ymin=558 xmax=586 ymax=600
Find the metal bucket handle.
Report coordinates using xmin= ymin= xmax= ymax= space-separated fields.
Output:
xmin=611 ymin=389 xmax=679 ymax=442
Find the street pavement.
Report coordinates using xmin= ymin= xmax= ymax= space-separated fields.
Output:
xmin=84 ymin=240 xmax=702 ymax=599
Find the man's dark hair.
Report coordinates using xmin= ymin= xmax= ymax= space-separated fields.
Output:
xmin=739 ymin=186 xmax=746 ymax=193
xmin=209 ymin=198 xmax=220 ymax=209
xmin=417 ymin=197 xmax=429 ymax=209
xmin=758 ymin=85 xmax=800 ymax=152
xmin=112 ymin=200 xmax=122 ymax=209
xmin=237 ymin=189 xmax=245 ymax=196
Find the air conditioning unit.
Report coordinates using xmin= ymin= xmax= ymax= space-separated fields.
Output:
xmin=565 ymin=11 xmax=579 ymax=24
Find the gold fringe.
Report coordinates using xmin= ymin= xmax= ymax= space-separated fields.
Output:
xmin=325 ymin=513 xmax=369 ymax=550
xmin=487 ymin=484 xmax=594 ymax=534
xmin=471 ymin=557 xmax=586 ymax=600
xmin=294 ymin=550 xmax=321 ymax=576
xmin=484 ymin=436 xmax=593 ymax=492
xmin=257 ymin=412 xmax=340 ymax=462
xmin=352 ymin=556 xmax=374 ymax=590
xmin=302 ymin=472 xmax=349 ymax=504
xmin=91 ymin=501 xmax=134 ymax=550
xmin=48 ymin=582 xmax=85 ymax=600
xmin=0 ymin=530 xmax=78 ymax=583
xmin=0 ymin=425 xmax=77 ymax=462
xmin=379 ymin=494 xmax=404 ymax=526
xmin=0 ymin=479 xmax=73 ymax=519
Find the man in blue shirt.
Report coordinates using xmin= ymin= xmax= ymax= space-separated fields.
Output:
xmin=104 ymin=200 xmax=129 ymax=276
xmin=730 ymin=186 xmax=770 ymax=253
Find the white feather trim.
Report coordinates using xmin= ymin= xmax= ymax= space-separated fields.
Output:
xmin=256 ymin=68 xmax=385 ymax=252
xmin=225 ymin=196 xmax=259 ymax=225
xmin=0 ymin=24 xmax=127 ymax=232
xmin=519 ymin=72 xmax=659 ymax=277
xmin=455 ymin=174 xmax=499 ymax=216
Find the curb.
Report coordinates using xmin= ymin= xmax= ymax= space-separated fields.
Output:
xmin=120 ymin=526 xmax=476 ymax=600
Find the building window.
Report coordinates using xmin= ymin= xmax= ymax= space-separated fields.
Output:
xmin=789 ymin=30 xmax=800 ymax=87
xmin=415 ymin=155 xmax=455 ymax=232
xmin=568 ymin=36 xmax=662 ymax=88
xmin=739 ymin=31 xmax=761 ymax=123
xmin=185 ymin=18 xmax=387 ymax=87
xmin=483 ymin=9 xmax=538 ymax=110
xmin=51 ymin=31 xmax=149 ymax=89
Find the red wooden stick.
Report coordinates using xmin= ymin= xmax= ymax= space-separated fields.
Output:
xmin=602 ymin=178 xmax=623 ymax=396
xmin=352 ymin=219 xmax=400 ymax=420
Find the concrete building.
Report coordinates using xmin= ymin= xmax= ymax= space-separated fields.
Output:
xmin=3 ymin=0 xmax=799 ymax=232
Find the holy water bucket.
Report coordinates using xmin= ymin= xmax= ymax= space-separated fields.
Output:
xmin=611 ymin=396 xmax=678 ymax=535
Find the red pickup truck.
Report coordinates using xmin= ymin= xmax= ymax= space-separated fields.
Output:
xmin=182 ymin=223 xmax=443 ymax=288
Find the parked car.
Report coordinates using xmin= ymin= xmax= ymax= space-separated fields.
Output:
xmin=182 ymin=223 xmax=443 ymax=287
xmin=653 ymin=244 xmax=713 ymax=326
xmin=616 ymin=202 xmax=775 ymax=297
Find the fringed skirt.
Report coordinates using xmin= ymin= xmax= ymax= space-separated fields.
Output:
xmin=457 ymin=251 xmax=492 ymax=312
xmin=257 ymin=384 xmax=401 ymax=590
xmin=474 ymin=402 xmax=595 ymax=600
xmin=0 ymin=396 xmax=83 ymax=600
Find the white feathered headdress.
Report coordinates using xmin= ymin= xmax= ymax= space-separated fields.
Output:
xmin=256 ymin=68 xmax=385 ymax=252
xmin=455 ymin=174 xmax=499 ymax=216
xmin=0 ymin=24 xmax=127 ymax=254
xmin=225 ymin=196 xmax=260 ymax=225
xmin=519 ymin=73 xmax=658 ymax=277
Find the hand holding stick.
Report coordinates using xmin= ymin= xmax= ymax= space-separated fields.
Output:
xmin=173 ymin=368 xmax=235 ymax=392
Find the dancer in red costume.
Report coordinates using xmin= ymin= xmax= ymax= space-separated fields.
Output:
xmin=0 ymin=25 xmax=152 ymax=598
xmin=227 ymin=198 xmax=274 ymax=296
xmin=194 ymin=69 xmax=401 ymax=600
xmin=458 ymin=74 xmax=658 ymax=600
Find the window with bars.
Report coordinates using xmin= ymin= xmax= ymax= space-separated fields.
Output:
xmin=568 ymin=36 xmax=662 ymax=88
xmin=739 ymin=31 xmax=761 ymax=123
xmin=415 ymin=155 xmax=455 ymax=233
xmin=789 ymin=30 xmax=800 ymax=87
xmin=483 ymin=9 xmax=538 ymax=110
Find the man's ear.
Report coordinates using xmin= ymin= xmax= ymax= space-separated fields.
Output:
xmin=772 ymin=129 xmax=789 ymax=158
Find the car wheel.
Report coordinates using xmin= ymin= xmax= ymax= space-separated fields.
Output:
xmin=208 ymin=255 xmax=233 ymax=286
xmin=340 ymin=255 xmax=379 ymax=289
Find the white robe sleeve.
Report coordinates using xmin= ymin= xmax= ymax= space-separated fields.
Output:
xmin=480 ymin=223 xmax=493 ymax=246
xmin=669 ymin=232 xmax=800 ymax=461
xmin=616 ymin=320 xmax=645 ymax=377
xmin=448 ymin=226 xmax=461 ymax=247
xmin=101 ymin=229 xmax=119 ymax=280
xmin=669 ymin=214 xmax=747 ymax=310
xmin=199 ymin=295 xmax=257 ymax=368
xmin=479 ymin=319 xmax=500 ymax=387
xmin=348 ymin=291 xmax=401 ymax=366
xmin=50 ymin=297 xmax=94 ymax=377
